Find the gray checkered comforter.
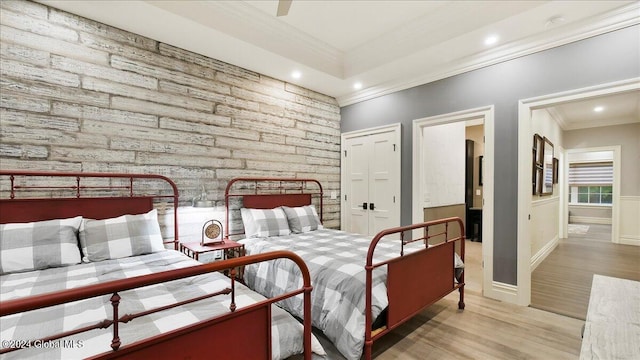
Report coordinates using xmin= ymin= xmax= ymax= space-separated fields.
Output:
xmin=0 ymin=250 xmax=324 ymax=359
xmin=240 ymin=229 xmax=463 ymax=360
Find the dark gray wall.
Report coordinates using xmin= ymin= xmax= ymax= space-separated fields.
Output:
xmin=340 ymin=25 xmax=640 ymax=285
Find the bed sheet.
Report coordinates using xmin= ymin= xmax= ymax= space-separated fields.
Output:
xmin=0 ymin=250 xmax=325 ymax=360
xmin=240 ymin=228 xmax=464 ymax=360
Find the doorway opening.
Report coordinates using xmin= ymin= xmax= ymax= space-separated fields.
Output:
xmin=412 ymin=105 xmax=494 ymax=298
xmin=517 ymin=78 xmax=639 ymax=306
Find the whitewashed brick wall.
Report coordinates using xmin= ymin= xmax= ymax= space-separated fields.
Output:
xmin=0 ymin=0 xmax=341 ymax=228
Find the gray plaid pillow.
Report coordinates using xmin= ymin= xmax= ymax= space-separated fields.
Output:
xmin=79 ymin=209 xmax=164 ymax=262
xmin=281 ymin=205 xmax=322 ymax=233
xmin=0 ymin=216 xmax=82 ymax=274
xmin=248 ymin=208 xmax=291 ymax=237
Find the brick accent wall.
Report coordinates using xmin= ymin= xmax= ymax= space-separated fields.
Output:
xmin=0 ymin=0 xmax=341 ymax=228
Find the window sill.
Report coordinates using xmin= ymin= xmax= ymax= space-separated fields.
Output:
xmin=568 ymin=203 xmax=612 ymax=208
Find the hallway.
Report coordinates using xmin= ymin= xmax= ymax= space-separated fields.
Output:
xmin=530 ymin=224 xmax=640 ymax=319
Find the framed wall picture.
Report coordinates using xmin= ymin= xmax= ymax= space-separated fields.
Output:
xmin=541 ymin=137 xmax=554 ymax=195
xmin=479 ymin=155 xmax=483 ymax=186
xmin=532 ymin=134 xmax=544 ymax=195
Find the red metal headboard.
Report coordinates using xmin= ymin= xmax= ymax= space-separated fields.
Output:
xmin=0 ymin=171 xmax=180 ymax=249
xmin=224 ymin=177 xmax=323 ymax=238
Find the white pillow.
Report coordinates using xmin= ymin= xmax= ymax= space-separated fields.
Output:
xmin=240 ymin=208 xmax=258 ymax=238
xmin=0 ymin=216 xmax=82 ymax=274
xmin=79 ymin=209 xmax=164 ymax=262
xmin=281 ymin=205 xmax=322 ymax=233
xmin=241 ymin=208 xmax=290 ymax=238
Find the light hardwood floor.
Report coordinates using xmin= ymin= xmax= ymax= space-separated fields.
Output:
xmin=531 ymin=224 xmax=640 ymax=320
xmin=312 ymin=240 xmax=585 ymax=359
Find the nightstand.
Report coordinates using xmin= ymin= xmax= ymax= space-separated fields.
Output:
xmin=180 ymin=239 xmax=245 ymax=279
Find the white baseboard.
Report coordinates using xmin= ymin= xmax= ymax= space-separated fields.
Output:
xmin=485 ymin=281 xmax=519 ymax=304
xmin=569 ymin=216 xmax=612 ymax=225
xmin=531 ymin=236 xmax=559 ymax=271
xmin=619 ymin=235 xmax=640 ymax=246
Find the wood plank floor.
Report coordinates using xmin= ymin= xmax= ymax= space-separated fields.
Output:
xmin=310 ymin=239 xmax=585 ymax=359
xmin=531 ymin=224 xmax=640 ymax=320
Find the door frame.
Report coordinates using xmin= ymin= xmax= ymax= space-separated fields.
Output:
xmin=412 ymin=105 xmax=495 ymax=299
xmin=340 ymin=123 xmax=402 ymax=231
xmin=564 ymin=146 xmax=620 ymax=242
xmin=517 ymin=77 xmax=639 ymax=306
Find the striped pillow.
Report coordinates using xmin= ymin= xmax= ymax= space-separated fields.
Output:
xmin=80 ymin=209 xmax=164 ymax=262
xmin=0 ymin=216 xmax=82 ymax=274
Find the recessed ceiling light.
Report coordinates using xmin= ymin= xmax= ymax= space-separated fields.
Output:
xmin=593 ymin=106 xmax=604 ymax=112
xmin=353 ymin=82 xmax=363 ymax=90
xmin=291 ymin=71 xmax=301 ymax=79
xmin=484 ymin=35 xmax=499 ymax=46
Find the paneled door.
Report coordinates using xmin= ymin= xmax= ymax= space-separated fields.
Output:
xmin=342 ymin=124 xmax=400 ymax=236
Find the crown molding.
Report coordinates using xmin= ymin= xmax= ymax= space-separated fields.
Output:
xmin=338 ymin=2 xmax=640 ymax=107
xmin=146 ymin=0 xmax=345 ymax=78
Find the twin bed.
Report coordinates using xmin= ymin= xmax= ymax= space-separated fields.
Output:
xmin=225 ymin=178 xmax=465 ymax=360
xmin=1 ymin=171 xmax=465 ymax=360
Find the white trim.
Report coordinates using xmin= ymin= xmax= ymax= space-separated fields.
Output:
xmin=531 ymin=235 xmax=559 ymax=271
xmin=532 ymin=195 xmax=560 ymax=206
xmin=619 ymin=235 xmax=640 ymax=246
xmin=619 ymin=196 xmax=640 ymax=247
xmin=568 ymin=203 xmax=612 ymax=208
xmin=412 ymin=105 xmax=496 ymax=300
xmin=341 ymin=123 xmax=402 ymax=140
xmin=566 ymin=146 xmax=621 ymax=243
xmin=488 ymin=281 xmax=519 ymax=304
xmin=340 ymin=123 xmax=402 ymax=231
xmin=569 ymin=216 xmax=612 ymax=225
xmin=517 ymin=78 xmax=639 ymax=306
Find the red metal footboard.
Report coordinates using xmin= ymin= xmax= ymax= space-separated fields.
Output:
xmin=364 ymin=217 xmax=465 ymax=359
xmin=0 ymin=251 xmax=313 ymax=360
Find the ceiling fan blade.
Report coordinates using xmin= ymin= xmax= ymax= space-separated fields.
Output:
xmin=277 ymin=0 xmax=292 ymax=17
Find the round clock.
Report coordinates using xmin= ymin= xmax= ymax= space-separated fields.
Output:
xmin=201 ymin=219 xmax=224 ymax=246
xmin=205 ymin=222 xmax=221 ymax=239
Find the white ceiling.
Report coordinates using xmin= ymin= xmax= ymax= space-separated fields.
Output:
xmin=547 ymin=90 xmax=640 ymax=131
xmin=39 ymin=0 xmax=639 ymax=106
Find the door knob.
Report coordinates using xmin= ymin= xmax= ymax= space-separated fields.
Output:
xmin=369 ymin=203 xmax=375 ymax=210
xmin=362 ymin=202 xmax=367 ymax=210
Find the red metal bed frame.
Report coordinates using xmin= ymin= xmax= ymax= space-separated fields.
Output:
xmin=0 ymin=171 xmax=313 ymax=360
xmin=225 ymin=177 xmax=465 ymax=359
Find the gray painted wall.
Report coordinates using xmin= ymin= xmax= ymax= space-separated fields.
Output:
xmin=340 ymin=25 xmax=640 ymax=285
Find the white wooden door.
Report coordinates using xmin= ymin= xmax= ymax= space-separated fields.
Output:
xmin=344 ymin=136 xmax=369 ymax=235
xmin=367 ymin=131 xmax=399 ymax=234
xmin=342 ymin=126 xmax=400 ymax=236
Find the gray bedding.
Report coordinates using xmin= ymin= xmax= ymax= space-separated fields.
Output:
xmin=240 ymin=229 xmax=464 ymax=360
xmin=0 ymin=250 xmax=325 ymax=359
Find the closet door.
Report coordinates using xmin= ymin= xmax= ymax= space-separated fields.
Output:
xmin=344 ymin=136 xmax=370 ymax=235
xmin=367 ymin=131 xmax=399 ymax=235
xmin=342 ymin=126 xmax=400 ymax=236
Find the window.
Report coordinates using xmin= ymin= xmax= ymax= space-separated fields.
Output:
xmin=572 ymin=185 xmax=612 ymax=204
xmin=568 ymin=162 xmax=613 ymax=205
